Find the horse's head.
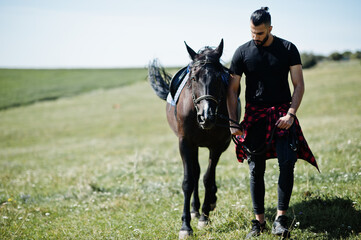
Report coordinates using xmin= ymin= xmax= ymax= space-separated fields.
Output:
xmin=185 ymin=39 xmax=226 ymax=130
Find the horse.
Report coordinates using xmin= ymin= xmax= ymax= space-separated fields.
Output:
xmin=148 ymin=39 xmax=231 ymax=238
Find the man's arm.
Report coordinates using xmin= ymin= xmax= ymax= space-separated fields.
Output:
xmin=288 ymin=64 xmax=305 ymax=114
xmin=227 ymin=73 xmax=243 ymax=135
xmin=276 ymin=64 xmax=305 ymax=129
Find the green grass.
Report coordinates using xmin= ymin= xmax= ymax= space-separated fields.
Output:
xmin=0 ymin=68 xmax=148 ymax=110
xmin=0 ymin=61 xmax=360 ymax=239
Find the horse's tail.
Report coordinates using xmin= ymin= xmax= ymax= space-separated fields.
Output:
xmin=148 ymin=59 xmax=172 ymax=100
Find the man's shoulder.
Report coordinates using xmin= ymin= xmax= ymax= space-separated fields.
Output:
xmin=274 ymin=36 xmax=297 ymax=50
xmin=233 ymin=40 xmax=255 ymax=58
xmin=236 ymin=40 xmax=254 ymax=52
xmin=273 ymin=36 xmax=301 ymax=65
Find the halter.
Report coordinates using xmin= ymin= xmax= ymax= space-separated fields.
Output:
xmin=189 ymin=59 xmax=222 ymax=115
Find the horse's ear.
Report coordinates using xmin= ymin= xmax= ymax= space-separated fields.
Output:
xmin=184 ymin=41 xmax=197 ymax=60
xmin=215 ymin=39 xmax=224 ymax=58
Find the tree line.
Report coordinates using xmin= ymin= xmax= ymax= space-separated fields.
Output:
xmin=301 ymin=50 xmax=361 ymax=69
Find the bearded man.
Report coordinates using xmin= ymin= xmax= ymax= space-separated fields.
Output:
xmin=227 ymin=7 xmax=318 ymax=238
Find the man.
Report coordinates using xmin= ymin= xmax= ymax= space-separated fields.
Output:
xmin=227 ymin=7 xmax=318 ymax=238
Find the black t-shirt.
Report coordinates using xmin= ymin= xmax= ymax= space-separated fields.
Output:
xmin=230 ymin=36 xmax=301 ymax=105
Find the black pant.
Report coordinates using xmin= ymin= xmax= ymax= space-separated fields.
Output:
xmin=248 ymin=136 xmax=297 ymax=214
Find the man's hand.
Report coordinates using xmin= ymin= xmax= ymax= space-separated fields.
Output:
xmin=276 ymin=114 xmax=294 ymax=130
xmin=230 ymin=126 xmax=243 ymax=136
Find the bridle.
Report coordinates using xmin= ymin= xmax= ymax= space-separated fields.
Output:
xmin=189 ymin=59 xmax=223 ymax=115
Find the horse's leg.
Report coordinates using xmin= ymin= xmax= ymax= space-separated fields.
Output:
xmin=198 ymin=148 xmax=221 ymax=228
xmin=178 ymin=137 xmax=198 ymax=239
xmin=191 ymin=160 xmax=201 ymax=219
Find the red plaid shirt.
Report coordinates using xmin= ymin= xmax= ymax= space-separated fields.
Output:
xmin=235 ymin=103 xmax=319 ymax=172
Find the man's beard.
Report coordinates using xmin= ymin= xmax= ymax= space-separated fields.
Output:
xmin=254 ymin=34 xmax=269 ymax=46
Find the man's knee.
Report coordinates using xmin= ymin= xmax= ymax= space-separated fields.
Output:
xmin=278 ymin=160 xmax=296 ymax=174
xmin=249 ymin=159 xmax=266 ymax=177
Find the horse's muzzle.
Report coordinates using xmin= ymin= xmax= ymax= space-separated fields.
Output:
xmin=197 ymin=107 xmax=216 ymax=130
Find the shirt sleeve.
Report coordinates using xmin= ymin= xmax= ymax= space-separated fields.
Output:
xmin=289 ymin=43 xmax=302 ymax=66
xmin=230 ymin=47 xmax=244 ymax=76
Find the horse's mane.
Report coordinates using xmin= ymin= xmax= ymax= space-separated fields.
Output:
xmin=192 ymin=46 xmax=223 ymax=73
xmin=197 ymin=46 xmax=214 ymax=54
xmin=196 ymin=46 xmax=219 ymax=61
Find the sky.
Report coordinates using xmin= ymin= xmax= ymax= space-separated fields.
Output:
xmin=0 ymin=0 xmax=360 ymax=68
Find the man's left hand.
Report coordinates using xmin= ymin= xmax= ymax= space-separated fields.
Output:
xmin=276 ymin=114 xmax=294 ymax=130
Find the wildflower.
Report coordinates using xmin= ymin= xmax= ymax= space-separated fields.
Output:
xmin=3 ymin=216 xmax=8 ymax=219
xmin=133 ymin=229 xmax=141 ymax=233
xmin=45 ymin=213 xmax=50 ymax=216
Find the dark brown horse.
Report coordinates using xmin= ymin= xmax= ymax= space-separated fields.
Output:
xmin=148 ymin=40 xmax=231 ymax=238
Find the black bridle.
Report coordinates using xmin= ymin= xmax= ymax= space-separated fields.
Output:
xmin=189 ymin=59 xmax=224 ymax=116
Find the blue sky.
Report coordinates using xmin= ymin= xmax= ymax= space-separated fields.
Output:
xmin=0 ymin=0 xmax=360 ymax=68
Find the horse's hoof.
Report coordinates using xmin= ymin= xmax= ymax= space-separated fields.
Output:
xmin=197 ymin=219 xmax=208 ymax=229
xmin=191 ymin=211 xmax=200 ymax=219
xmin=179 ymin=230 xmax=193 ymax=239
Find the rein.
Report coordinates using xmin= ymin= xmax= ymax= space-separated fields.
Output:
xmin=217 ymin=113 xmax=277 ymax=156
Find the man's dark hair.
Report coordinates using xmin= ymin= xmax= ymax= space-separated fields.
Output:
xmin=250 ymin=7 xmax=271 ymax=26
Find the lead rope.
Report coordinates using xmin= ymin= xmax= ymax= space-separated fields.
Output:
xmin=217 ymin=114 xmax=278 ymax=156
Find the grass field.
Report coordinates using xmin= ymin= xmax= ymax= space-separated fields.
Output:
xmin=0 ymin=68 xmax=149 ymax=110
xmin=0 ymin=61 xmax=360 ymax=239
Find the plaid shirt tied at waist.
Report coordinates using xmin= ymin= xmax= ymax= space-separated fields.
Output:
xmin=235 ymin=103 xmax=319 ymax=172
